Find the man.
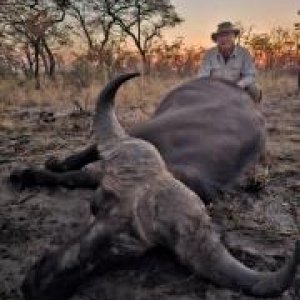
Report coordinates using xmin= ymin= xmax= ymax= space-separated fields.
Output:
xmin=198 ymin=21 xmax=262 ymax=102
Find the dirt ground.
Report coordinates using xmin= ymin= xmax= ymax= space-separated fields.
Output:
xmin=0 ymin=81 xmax=299 ymax=300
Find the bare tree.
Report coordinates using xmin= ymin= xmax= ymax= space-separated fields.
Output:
xmin=104 ymin=0 xmax=183 ymax=72
xmin=235 ymin=21 xmax=253 ymax=46
xmin=0 ymin=0 xmax=69 ymax=87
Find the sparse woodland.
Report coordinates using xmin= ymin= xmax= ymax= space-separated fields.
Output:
xmin=0 ymin=1 xmax=300 ymax=88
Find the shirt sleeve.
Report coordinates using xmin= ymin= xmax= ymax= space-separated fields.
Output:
xmin=237 ymin=48 xmax=256 ymax=88
xmin=197 ymin=51 xmax=212 ymax=78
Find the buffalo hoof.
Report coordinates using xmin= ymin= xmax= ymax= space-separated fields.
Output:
xmin=9 ymin=168 xmax=37 ymax=190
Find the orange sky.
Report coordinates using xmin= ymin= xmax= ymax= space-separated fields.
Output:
xmin=166 ymin=0 xmax=300 ymax=47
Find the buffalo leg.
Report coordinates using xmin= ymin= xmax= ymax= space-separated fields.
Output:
xmin=22 ymin=217 xmax=149 ymax=300
xmin=45 ymin=144 xmax=99 ymax=172
xmin=9 ymin=168 xmax=99 ymax=190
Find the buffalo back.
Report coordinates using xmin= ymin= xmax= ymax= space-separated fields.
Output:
xmin=130 ymin=78 xmax=266 ymax=202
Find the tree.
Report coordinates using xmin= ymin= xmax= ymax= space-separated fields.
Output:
xmin=247 ymin=27 xmax=296 ymax=71
xmin=66 ymin=0 xmax=116 ymax=52
xmin=234 ymin=21 xmax=253 ymax=47
xmin=0 ymin=0 xmax=69 ymax=88
xmin=104 ymin=0 xmax=183 ymax=72
xmin=53 ymin=0 xmax=125 ymax=77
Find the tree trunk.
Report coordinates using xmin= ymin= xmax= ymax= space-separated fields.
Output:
xmin=140 ymin=51 xmax=150 ymax=74
xmin=24 ymin=44 xmax=34 ymax=78
xmin=43 ymin=39 xmax=56 ymax=79
xmin=40 ymin=48 xmax=50 ymax=76
xmin=33 ymin=39 xmax=41 ymax=90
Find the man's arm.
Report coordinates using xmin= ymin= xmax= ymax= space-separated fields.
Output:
xmin=237 ymin=48 xmax=256 ymax=88
xmin=197 ymin=51 xmax=212 ymax=78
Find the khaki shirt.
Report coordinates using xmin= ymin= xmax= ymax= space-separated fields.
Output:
xmin=197 ymin=45 xmax=256 ymax=88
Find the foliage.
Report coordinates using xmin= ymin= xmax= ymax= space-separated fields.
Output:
xmin=0 ymin=3 xmax=299 ymax=85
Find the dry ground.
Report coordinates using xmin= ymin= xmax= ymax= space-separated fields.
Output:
xmin=0 ymin=73 xmax=299 ymax=300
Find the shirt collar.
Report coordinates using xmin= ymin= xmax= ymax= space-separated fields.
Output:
xmin=217 ymin=45 xmax=237 ymax=60
xmin=232 ymin=45 xmax=238 ymax=57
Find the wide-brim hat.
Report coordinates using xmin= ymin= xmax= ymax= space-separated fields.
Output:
xmin=211 ymin=21 xmax=240 ymax=42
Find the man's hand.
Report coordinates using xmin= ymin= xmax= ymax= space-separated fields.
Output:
xmin=237 ymin=80 xmax=246 ymax=89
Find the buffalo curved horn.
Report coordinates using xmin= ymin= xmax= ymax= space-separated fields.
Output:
xmin=175 ymin=231 xmax=299 ymax=297
xmin=204 ymin=240 xmax=300 ymax=297
xmin=94 ymin=73 xmax=140 ymax=144
xmin=157 ymin=196 xmax=299 ymax=297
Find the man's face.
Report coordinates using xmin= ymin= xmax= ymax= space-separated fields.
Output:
xmin=216 ymin=32 xmax=235 ymax=53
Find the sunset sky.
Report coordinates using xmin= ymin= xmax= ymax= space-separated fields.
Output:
xmin=166 ymin=0 xmax=300 ymax=47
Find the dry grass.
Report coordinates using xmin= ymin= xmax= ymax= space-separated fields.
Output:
xmin=0 ymin=74 xmax=183 ymax=167
xmin=0 ymin=71 xmax=297 ymax=107
xmin=0 ymin=71 xmax=298 ymax=132
xmin=258 ymin=71 xmax=298 ymax=97
xmin=0 ymin=74 xmax=180 ymax=110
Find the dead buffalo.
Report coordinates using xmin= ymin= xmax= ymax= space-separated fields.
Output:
xmin=35 ymin=73 xmax=266 ymax=203
xmin=10 ymin=73 xmax=299 ymax=300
